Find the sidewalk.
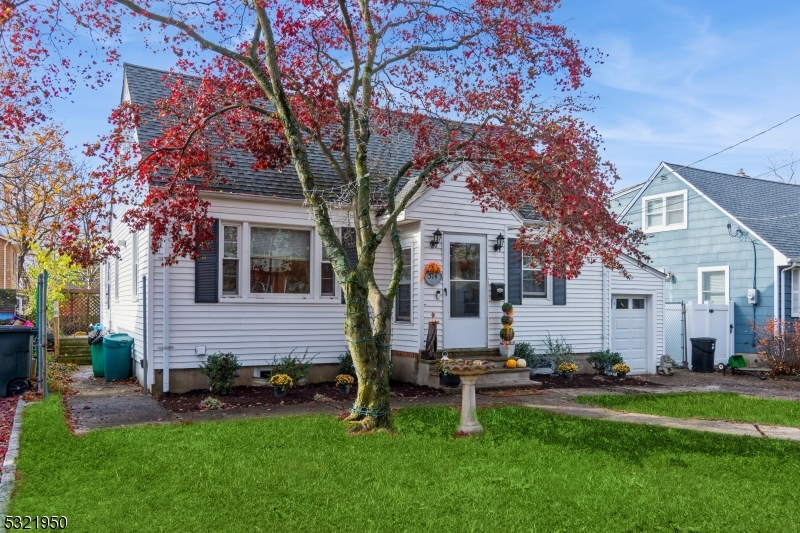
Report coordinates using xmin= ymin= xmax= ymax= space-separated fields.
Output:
xmin=63 ymin=366 xmax=800 ymax=442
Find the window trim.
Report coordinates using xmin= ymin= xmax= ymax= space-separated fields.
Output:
xmin=319 ymin=231 xmax=338 ymax=299
xmin=522 ymin=255 xmax=549 ymax=299
xmin=697 ymin=265 xmax=729 ymax=304
xmin=641 ymin=190 xmax=688 ymax=233
xmin=221 ymin=223 xmax=242 ymax=297
xmin=395 ymin=246 xmax=412 ymax=323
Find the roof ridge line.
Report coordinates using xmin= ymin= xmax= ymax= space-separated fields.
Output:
xmin=666 ymin=162 xmax=800 ymax=188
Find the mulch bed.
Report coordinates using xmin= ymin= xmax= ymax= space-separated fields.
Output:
xmin=534 ymin=373 xmax=663 ymax=390
xmin=157 ymin=381 xmax=447 ymax=413
xmin=0 ymin=395 xmax=18 ymax=465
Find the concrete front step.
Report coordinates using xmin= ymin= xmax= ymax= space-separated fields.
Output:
xmin=421 ymin=348 xmax=501 ymax=359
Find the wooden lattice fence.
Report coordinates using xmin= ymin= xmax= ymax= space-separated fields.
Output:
xmin=59 ymin=288 xmax=100 ymax=336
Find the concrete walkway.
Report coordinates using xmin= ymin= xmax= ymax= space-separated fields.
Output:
xmin=66 ymin=368 xmax=173 ymax=433
xmin=63 ymin=366 xmax=800 ymax=442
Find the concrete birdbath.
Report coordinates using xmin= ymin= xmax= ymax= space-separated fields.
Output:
xmin=442 ymin=360 xmax=489 ymax=435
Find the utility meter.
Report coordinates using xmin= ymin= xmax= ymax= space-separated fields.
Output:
xmin=747 ymin=288 xmax=759 ymax=306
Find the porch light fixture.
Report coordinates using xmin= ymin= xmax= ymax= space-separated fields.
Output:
xmin=430 ymin=228 xmax=442 ymax=248
xmin=493 ymin=233 xmax=504 ymax=252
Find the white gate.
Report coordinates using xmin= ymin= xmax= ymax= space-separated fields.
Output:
xmin=686 ymin=301 xmax=735 ymax=367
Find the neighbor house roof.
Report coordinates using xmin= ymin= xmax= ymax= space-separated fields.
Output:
xmin=123 ymin=63 xmax=417 ymax=202
xmin=664 ymin=163 xmax=800 ymax=260
xmin=620 ymin=162 xmax=800 ymax=260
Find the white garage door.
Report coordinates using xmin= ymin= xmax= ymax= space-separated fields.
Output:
xmin=612 ymin=297 xmax=647 ymax=374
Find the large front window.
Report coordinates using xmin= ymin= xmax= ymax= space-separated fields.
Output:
xmin=250 ymin=227 xmax=310 ymax=294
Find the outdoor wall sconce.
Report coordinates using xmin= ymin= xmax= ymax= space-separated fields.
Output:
xmin=493 ymin=232 xmax=504 ymax=252
xmin=430 ymin=228 xmax=442 ymax=248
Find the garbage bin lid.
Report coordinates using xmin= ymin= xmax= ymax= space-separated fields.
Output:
xmin=0 ymin=326 xmax=38 ymax=334
xmin=689 ymin=337 xmax=716 ymax=342
xmin=102 ymin=333 xmax=134 ymax=347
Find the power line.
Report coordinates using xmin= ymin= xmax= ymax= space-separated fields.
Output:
xmin=618 ymin=111 xmax=800 ymax=218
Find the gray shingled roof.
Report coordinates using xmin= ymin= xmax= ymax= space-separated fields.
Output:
xmin=123 ymin=63 xmax=417 ymax=201
xmin=666 ymin=163 xmax=800 ymax=259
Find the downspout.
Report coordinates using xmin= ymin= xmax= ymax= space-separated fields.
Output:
xmin=601 ymin=266 xmax=608 ymax=350
xmin=780 ymin=260 xmax=799 ymax=332
xmin=162 ymin=258 xmax=170 ymax=393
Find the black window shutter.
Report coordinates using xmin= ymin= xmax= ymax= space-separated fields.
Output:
xmin=341 ymin=227 xmax=358 ymax=303
xmin=195 ymin=218 xmax=219 ymax=303
xmin=552 ymin=276 xmax=567 ymax=306
xmin=507 ymin=238 xmax=522 ymax=305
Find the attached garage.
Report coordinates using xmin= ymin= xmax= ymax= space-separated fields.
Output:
xmin=607 ymin=257 xmax=666 ymax=375
xmin=612 ymin=296 xmax=648 ymax=373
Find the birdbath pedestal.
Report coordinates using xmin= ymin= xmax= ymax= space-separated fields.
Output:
xmin=443 ymin=362 xmax=489 ymax=435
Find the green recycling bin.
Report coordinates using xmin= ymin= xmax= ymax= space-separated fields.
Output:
xmin=90 ymin=342 xmax=104 ymax=378
xmin=102 ymin=334 xmax=133 ymax=382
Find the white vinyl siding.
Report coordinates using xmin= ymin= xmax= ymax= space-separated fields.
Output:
xmin=792 ymin=267 xmax=799 ymax=318
xmin=698 ymin=266 xmax=729 ymax=304
xmin=642 ymin=191 xmax=688 ymax=232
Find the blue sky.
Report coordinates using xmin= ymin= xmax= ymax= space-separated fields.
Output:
xmin=56 ymin=0 xmax=800 ymax=190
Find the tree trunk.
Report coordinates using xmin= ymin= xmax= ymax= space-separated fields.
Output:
xmin=342 ymin=272 xmax=393 ymax=431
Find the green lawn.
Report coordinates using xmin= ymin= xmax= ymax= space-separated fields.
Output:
xmin=576 ymin=392 xmax=800 ymax=427
xmin=11 ymin=397 xmax=800 ymax=533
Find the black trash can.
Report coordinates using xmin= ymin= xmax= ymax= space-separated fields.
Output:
xmin=0 ymin=326 xmax=37 ymax=396
xmin=690 ymin=337 xmax=716 ymax=373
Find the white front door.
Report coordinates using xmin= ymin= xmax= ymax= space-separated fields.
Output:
xmin=612 ymin=296 xmax=648 ymax=373
xmin=443 ymin=234 xmax=487 ymax=349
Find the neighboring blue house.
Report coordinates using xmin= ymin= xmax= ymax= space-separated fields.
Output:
xmin=612 ymin=163 xmax=800 ymax=355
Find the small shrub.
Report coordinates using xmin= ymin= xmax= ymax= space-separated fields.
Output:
xmin=515 ymin=342 xmax=535 ymax=360
xmin=199 ymin=396 xmax=224 ymax=411
xmin=199 ymin=352 xmax=241 ymax=396
xmin=543 ymin=333 xmax=576 ymax=370
xmin=586 ymin=349 xmax=624 ymax=375
xmin=338 ymin=351 xmax=356 ymax=377
xmin=268 ymin=348 xmax=316 ymax=382
xmin=752 ymin=318 xmax=800 ymax=375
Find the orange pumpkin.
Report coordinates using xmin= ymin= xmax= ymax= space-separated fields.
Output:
xmin=506 ymin=359 xmax=517 ymax=369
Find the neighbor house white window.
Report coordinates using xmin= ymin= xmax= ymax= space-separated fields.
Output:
xmin=792 ymin=267 xmax=799 ymax=318
xmin=222 ymin=225 xmax=240 ymax=296
xmin=642 ymin=190 xmax=688 ymax=232
xmin=395 ymin=248 xmax=412 ymax=322
xmin=250 ymin=227 xmax=310 ymax=294
xmin=698 ymin=266 xmax=729 ymax=304
xmin=522 ymin=255 xmax=547 ymax=298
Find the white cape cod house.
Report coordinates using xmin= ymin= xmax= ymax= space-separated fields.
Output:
xmin=103 ymin=64 xmax=666 ymax=394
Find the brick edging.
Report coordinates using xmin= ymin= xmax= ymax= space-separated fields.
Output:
xmin=0 ymin=398 xmax=26 ymax=522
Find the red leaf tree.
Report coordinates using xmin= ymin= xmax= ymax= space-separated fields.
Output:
xmin=5 ymin=0 xmax=646 ymax=429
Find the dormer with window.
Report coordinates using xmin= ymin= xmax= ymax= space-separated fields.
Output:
xmin=641 ymin=190 xmax=687 ymax=232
